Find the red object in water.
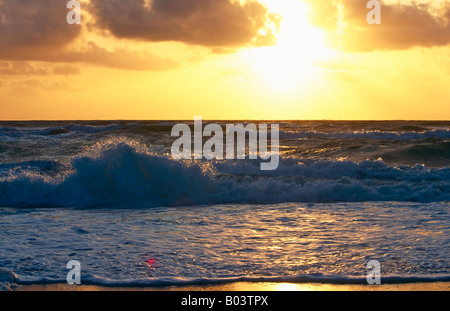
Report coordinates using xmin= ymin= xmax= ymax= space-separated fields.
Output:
xmin=147 ymin=258 xmax=156 ymax=267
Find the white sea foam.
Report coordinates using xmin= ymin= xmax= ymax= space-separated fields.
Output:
xmin=1 ymin=199 xmax=448 ymax=290
xmin=279 ymin=129 xmax=450 ymax=140
xmin=8 ymin=271 xmax=450 ymax=289
xmin=0 ymin=139 xmax=448 ymax=207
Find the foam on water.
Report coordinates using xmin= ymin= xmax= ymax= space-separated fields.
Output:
xmin=4 ymin=270 xmax=450 ymax=289
xmin=0 ymin=139 xmax=449 ymax=207
xmin=279 ymin=129 xmax=450 ymax=140
xmin=0 ymin=121 xmax=448 ymax=290
xmin=0 ymin=201 xmax=448 ymax=289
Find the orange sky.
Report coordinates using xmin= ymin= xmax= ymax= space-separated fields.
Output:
xmin=0 ymin=0 xmax=449 ymax=120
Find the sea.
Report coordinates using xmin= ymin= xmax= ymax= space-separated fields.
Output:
xmin=0 ymin=120 xmax=449 ymax=290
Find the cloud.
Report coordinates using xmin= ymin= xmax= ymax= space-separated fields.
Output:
xmin=304 ymin=0 xmax=450 ymax=52
xmin=50 ymin=42 xmax=180 ymax=71
xmin=0 ymin=0 xmax=277 ymax=69
xmin=0 ymin=0 xmax=80 ymax=58
xmin=52 ymin=65 xmax=81 ymax=76
xmin=6 ymin=78 xmax=85 ymax=97
xmin=0 ymin=0 xmax=179 ymax=71
xmin=0 ymin=62 xmax=81 ymax=76
xmin=42 ymin=81 xmax=84 ymax=92
xmin=0 ymin=61 xmax=80 ymax=77
xmin=1 ymin=39 xmax=179 ymax=72
xmin=89 ymin=0 xmax=278 ymax=48
xmin=8 ymin=79 xmax=42 ymax=97
xmin=0 ymin=61 xmax=49 ymax=75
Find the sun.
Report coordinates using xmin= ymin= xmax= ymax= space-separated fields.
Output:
xmin=244 ymin=0 xmax=335 ymax=91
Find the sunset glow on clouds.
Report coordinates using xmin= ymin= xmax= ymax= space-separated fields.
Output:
xmin=0 ymin=0 xmax=449 ymax=120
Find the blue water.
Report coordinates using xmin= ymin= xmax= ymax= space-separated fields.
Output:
xmin=0 ymin=120 xmax=449 ymax=290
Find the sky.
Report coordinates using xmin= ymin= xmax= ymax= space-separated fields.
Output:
xmin=0 ymin=0 xmax=449 ymax=120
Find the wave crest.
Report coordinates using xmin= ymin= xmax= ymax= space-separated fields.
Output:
xmin=0 ymin=139 xmax=449 ymax=207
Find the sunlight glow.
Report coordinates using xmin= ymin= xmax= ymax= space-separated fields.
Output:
xmin=244 ymin=0 xmax=336 ymax=91
xmin=276 ymin=283 xmax=306 ymax=291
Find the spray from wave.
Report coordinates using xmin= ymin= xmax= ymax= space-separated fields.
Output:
xmin=0 ymin=139 xmax=449 ymax=208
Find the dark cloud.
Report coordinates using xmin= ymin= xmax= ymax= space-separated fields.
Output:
xmin=0 ymin=0 xmax=80 ymax=58
xmin=89 ymin=0 xmax=279 ymax=47
xmin=0 ymin=0 xmax=178 ymax=71
xmin=0 ymin=0 xmax=277 ymax=69
xmin=305 ymin=0 xmax=450 ymax=52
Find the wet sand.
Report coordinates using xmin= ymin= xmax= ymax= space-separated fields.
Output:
xmin=16 ymin=281 xmax=450 ymax=291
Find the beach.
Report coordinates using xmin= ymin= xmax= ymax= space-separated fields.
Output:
xmin=16 ymin=282 xmax=450 ymax=291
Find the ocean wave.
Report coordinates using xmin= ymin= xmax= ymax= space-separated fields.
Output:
xmin=66 ymin=124 xmax=123 ymax=134
xmin=0 ymin=140 xmax=449 ymax=207
xmin=280 ymin=129 xmax=450 ymax=140
xmin=379 ymin=141 xmax=450 ymax=166
xmin=0 ymin=124 xmax=123 ymax=138
xmin=0 ymin=127 xmax=20 ymax=132
xmin=1 ymin=122 xmax=450 ymax=141
xmin=5 ymin=268 xmax=450 ymax=290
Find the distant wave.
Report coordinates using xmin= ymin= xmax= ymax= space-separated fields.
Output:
xmin=35 ymin=124 xmax=123 ymax=135
xmin=2 ymin=122 xmax=450 ymax=140
xmin=280 ymin=129 xmax=450 ymax=140
xmin=0 ymin=124 xmax=123 ymax=137
xmin=0 ymin=139 xmax=449 ymax=208
xmin=66 ymin=124 xmax=123 ymax=134
xmin=379 ymin=141 xmax=450 ymax=166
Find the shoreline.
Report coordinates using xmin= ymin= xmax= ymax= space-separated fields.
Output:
xmin=16 ymin=281 xmax=450 ymax=291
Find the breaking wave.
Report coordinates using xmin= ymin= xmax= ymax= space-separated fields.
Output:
xmin=280 ymin=129 xmax=450 ymax=140
xmin=0 ymin=140 xmax=449 ymax=208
